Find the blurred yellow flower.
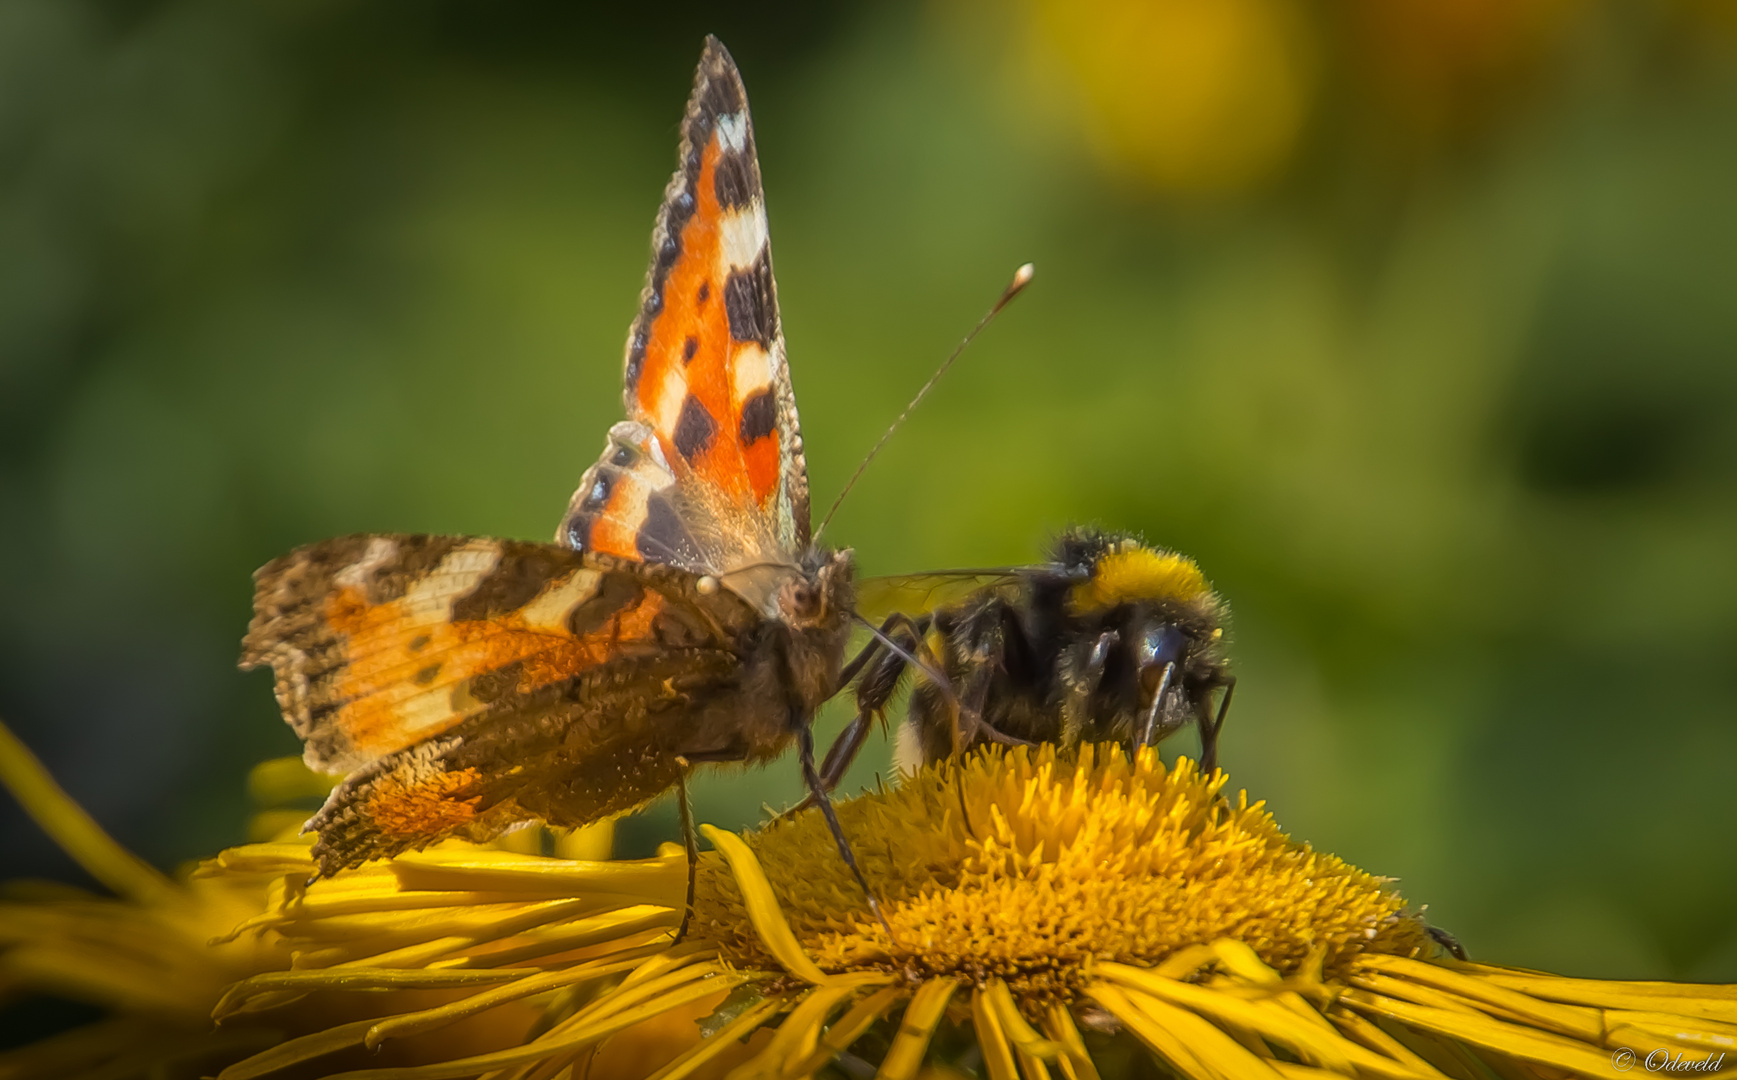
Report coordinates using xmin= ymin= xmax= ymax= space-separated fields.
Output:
xmin=6 ymin=720 xmax=1737 ymax=1079
xmin=1024 ymin=0 xmax=1318 ymax=196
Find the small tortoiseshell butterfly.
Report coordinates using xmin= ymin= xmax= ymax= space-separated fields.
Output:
xmin=242 ymin=38 xmax=858 ymax=877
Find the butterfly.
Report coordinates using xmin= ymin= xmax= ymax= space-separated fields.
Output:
xmin=241 ymin=37 xmax=863 ymax=883
xmin=812 ymin=528 xmax=1234 ymax=792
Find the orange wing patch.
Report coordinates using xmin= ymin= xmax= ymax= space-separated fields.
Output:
xmin=243 ymin=534 xmax=690 ymax=774
xmin=558 ymin=422 xmax=704 ymax=566
xmin=630 ymin=132 xmax=782 ymax=509
xmin=363 ymin=765 xmax=484 ymax=838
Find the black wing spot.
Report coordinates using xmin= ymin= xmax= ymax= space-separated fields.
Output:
xmin=673 ymin=395 xmax=717 ymax=461
xmin=464 ymin=661 xmax=525 ymax=706
xmin=625 ymin=326 xmax=648 ymax=393
xmin=649 ymin=233 xmax=684 ymax=300
xmin=635 ymin=493 xmax=700 ymax=565
xmin=682 ymin=336 xmax=699 ymax=364
xmin=724 ymin=250 xmax=774 ymax=347
xmin=713 ymin=148 xmax=756 ymax=210
xmin=451 ymin=544 xmax=577 ymax=622
xmin=739 ymin=390 xmax=776 ymax=445
xmin=563 ymin=513 xmax=594 ymax=552
xmin=409 ymin=634 xmax=431 ymax=652
xmin=356 ymin=537 xmax=469 ymax=605
xmin=697 ymin=281 xmax=710 ymax=305
xmin=414 ymin=663 xmax=441 ymax=686
xmin=697 ymin=47 xmax=746 ymax=119
xmin=581 ymin=469 xmax=615 ymax=511
xmin=567 ymin=573 xmax=645 ymax=637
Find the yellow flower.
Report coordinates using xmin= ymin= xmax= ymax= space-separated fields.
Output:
xmin=1024 ymin=0 xmax=1318 ymax=196
xmin=5 ymin=718 xmax=1737 ymax=1080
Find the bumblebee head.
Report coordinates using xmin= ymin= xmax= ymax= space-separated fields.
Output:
xmin=1055 ymin=528 xmax=1215 ymax=617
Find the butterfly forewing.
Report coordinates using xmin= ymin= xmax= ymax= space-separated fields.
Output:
xmin=560 ymin=37 xmax=809 ymax=576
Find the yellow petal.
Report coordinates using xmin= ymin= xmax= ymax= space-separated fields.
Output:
xmin=1339 ymin=988 xmax=1616 ymax=1077
xmin=1044 ymin=1003 xmax=1105 ymax=1080
xmin=1356 ymin=956 xmax=1604 ymax=1042
xmin=699 ymin=824 xmax=835 ymax=986
xmin=1084 ymin=985 xmax=1219 ymax=1080
xmin=1097 ymin=962 xmax=1355 ymax=1074
xmin=0 ymin=719 xmax=174 ymax=906
xmin=1111 ymin=983 xmax=1292 ymax=1080
xmin=785 ymin=985 xmax=907 ymax=1076
xmin=646 ymin=994 xmax=793 ymax=1080
xmin=876 ymin=976 xmax=960 ymax=1080
xmin=971 ymin=986 xmax=1023 ymax=1080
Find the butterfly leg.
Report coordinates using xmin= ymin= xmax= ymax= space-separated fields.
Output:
xmin=797 ymin=724 xmax=893 ymax=937
xmin=778 ymin=702 xmax=877 ymax=821
xmin=1198 ymin=675 xmax=1235 ymax=773
xmin=788 ymin=614 xmax=932 ymax=817
xmin=674 ymin=764 xmax=698 ymax=943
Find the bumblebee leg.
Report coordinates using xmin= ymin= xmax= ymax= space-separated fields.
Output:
xmin=1060 ymin=630 xmax=1119 ymax=745
xmin=1136 ymin=661 xmax=1177 ymax=749
xmin=952 ymin=653 xmax=1036 ymax=749
xmin=1199 ymin=676 xmax=1236 ymax=772
xmin=947 ymin=599 xmax=1016 ymax=753
xmin=818 ymin=708 xmax=873 ymax=791
xmin=798 ymin=725 xmax=892 ymax=936
xmin=954 ymin=664 xmax=992 ymax=754
xmin=973 ymin=721 xmax=1036 ymax=748
xmin=835 ymin=637 xmax=882 ymax=692
xmin=844 ymin=613 xmax=936 ymax=690
xmin=674 ymin=765 xmax=697 ymax=943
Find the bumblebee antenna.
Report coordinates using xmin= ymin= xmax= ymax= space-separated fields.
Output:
xmin=813 ymin=262 xmax=1034 ymax=543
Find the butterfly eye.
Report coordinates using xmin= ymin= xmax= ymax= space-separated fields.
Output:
xmin=789 ymin=584 xmax=820 ymax=618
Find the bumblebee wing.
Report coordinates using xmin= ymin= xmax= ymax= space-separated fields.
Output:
xmin=853 ymin=569 xmax=1044 ymax=623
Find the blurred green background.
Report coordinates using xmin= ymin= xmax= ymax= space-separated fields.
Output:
xmin=2 ymin=0 xmax=1735 ymax=984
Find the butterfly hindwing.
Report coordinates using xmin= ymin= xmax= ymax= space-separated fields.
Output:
xmin=241 ymin=533 xmax=759 ymax=773
xmin=561 ymin=37 xmax=808 ymax=573
xmin=295 ymin=634 xmax=743 ymax=872
xmin=241 ymin=532 xmax=771 ymax=870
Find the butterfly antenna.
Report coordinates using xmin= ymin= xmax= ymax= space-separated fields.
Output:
xmin=813 ymin=262 xmax=1034 ymax=543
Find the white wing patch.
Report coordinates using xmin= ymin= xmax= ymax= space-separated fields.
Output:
xmin=718 ymin=204 xmax=768 ymax=273
xmin=716 ymin=111 xmax=748 ymax=154
xmin=730 ymin=342 xmax=772 ymax=406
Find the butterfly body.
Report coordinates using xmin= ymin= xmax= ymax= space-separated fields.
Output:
xmin=241 ymin=38 xmax=857 ymax=876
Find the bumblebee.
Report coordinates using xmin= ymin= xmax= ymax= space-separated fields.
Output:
xmin=813 ymin=527 xmax=1235 ymax=790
